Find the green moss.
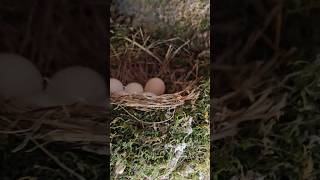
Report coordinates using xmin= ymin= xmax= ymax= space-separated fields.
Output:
xmin=110 ymin=79 xmax=210 ymax=179
xmin=199 ymin=18 xmax=210 ymax=32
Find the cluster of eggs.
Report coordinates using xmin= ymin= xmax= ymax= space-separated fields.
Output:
xmin=0 ymin=53 xmax=106 ymax=108
xmin=110 ymin=77 xmax=165 ymax=96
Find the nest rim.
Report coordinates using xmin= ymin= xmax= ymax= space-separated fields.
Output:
xmin=110 ymin=79 xmax=200 ymax=110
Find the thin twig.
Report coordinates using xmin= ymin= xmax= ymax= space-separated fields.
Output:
xmin=122 ymin=37 xmax=162 ymax=63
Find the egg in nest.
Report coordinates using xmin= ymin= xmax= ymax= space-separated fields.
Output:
xmin=144 ymin=77 xmax=165 ymax=96
xmin=125 ymin=82 xmax=143 ymax=94
xmin=0 ymin=53 xmax=42 ymax=100
xmin=110 ymin=78 xmax=124 ymax=94
xmin=46 ymin=66 xmax=106 ymax=105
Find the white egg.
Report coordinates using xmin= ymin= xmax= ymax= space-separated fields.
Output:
xmin=46 ymin=66 xmax=106 ymax=105
xmin=124 ymin=82 xmax=143 ymax=94
xmin=144 ymin=77 xmax=165 ymax=95
xmin=0 ymin=53 xmax=42 ymax=99
xmin=110 ymin=78 xmax=123 ymax=94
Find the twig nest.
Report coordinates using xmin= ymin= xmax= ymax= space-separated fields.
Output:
xmin=0 ymin=53 xmax=42 ymax=99
xmin=46 ymin=66 xmax=106 ymax=105
xmin=125 ymin=82 xmax=143 ymax=94
xmin=110 ymin=78 xmax=124 ymax=94
xmin=144 ymin=77 xmax=165 ymax=96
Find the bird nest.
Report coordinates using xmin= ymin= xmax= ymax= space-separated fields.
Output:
xmin=110 ymin=27 xmax=200 ymax=110
xmin=0 ymin=0 xmax=108 ymax=157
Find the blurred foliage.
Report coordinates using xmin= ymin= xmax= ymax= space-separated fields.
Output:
xmin=213 ymin=58 xmax=320 ymax=180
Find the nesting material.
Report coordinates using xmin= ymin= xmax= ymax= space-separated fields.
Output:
xmin=144 ymin=77 xmax=166 ymax=95
xmin=46 ymin=66 xmax=106 ymax=105
xmin=124 ymin=82 xmax=144 ymax=94
xmin=0 ymin=53 xmax=42 ymax=99
xmin=111 ymin=82 xmax=198 ymax=110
